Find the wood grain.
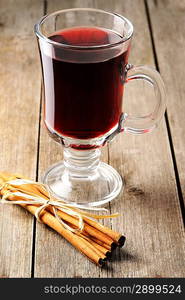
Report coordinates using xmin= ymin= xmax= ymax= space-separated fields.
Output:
xmin=33 ymin=0 xmax=185 ymax=277
xmin=1 ymin=0 xmax=183 ymax=278
xmin=34 ymin=0 xmax=110 ymax=278
xmin=91 ymin=0 xmax=185 ymax=278
xmin=147 ymin=0 xmax=185 ymax=205
xmin=0 ymin=0 xmax=43 ymax=277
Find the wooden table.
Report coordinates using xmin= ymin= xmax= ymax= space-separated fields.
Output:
xmin=0 ymin=0 xmax=185 ymax=278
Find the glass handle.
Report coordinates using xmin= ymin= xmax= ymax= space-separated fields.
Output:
xmin=121 ymin=64 xmax=166 ymax=134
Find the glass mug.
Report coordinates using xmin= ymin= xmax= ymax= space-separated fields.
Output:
xmin=34 ymin=8 xmax=166 ymax=206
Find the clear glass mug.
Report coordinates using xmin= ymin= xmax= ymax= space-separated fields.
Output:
xmin=34 ymin=8 xmax=166 ymax=206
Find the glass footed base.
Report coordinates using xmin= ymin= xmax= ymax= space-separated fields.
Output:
xmin=43 ymin=161 xmax=123 ymax=207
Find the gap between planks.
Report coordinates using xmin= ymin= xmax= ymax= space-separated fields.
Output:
xmin=31 ymin=0 xmax=47 ymax=278
xmin=144 ymin=0 xmax=185 ymax=227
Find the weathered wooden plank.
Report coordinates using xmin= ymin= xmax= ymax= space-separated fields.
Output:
xmin=34 ymin=0 xmax=109 ymax=278
xmin=0 ymin=0 xmax=43 ymax=277
xmin=34 ymin=0 xmax=185 ymax=278
xmin=147 ymin=0 xmax=185 ymax=205
xmin=95 ymin=0 xmax=185 ymax=277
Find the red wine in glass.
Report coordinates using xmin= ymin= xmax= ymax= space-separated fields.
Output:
xmin=41 ymin=27 xmax=129 ymax=140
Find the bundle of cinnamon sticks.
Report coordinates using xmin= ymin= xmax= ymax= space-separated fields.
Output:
xmin=0 ymin=172 xmax=125 ymax=266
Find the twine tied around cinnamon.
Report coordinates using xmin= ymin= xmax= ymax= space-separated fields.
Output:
xmin=0 ymin=178 xmax=118 ymax=233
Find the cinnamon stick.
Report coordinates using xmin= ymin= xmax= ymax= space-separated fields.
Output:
xmin=11 ymin=181 xmax=125 ymax=246
xmin=77 ymin=233 xmax=112 ymax=258
xmin=0 ymin=172 xmax=126 ymax=266
xmin=19 ymin=202 xmax=105 ymax=266
xmin=49 ymin=208 xmax=115 ymax=246
xmin=83 ymin=216 xmax=126 ymax=247
xmin=67 ymin=223 xmax=111 ymax=258
xmin=90 ymin=236 xmax=116 ymax=251
xmin=76 ymin=235 xmax=107 ymax=261
xmin=0 ymin=190 xmax=104 ymax=266
xmin=1 ymin=173 xmax=125 ymax=247
xmin=73 ymin=227 xmax=113 ymax=252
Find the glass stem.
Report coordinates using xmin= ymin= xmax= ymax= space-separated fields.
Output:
xmin=63 ymin=148 xmax=101 ymax=177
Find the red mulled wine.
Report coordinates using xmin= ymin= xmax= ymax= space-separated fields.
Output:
xmin=41 ymin=27 xmax=129 ymax=139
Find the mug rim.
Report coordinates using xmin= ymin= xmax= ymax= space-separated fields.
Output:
xmin=34 ymin=7 xmax=133 ymax=50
